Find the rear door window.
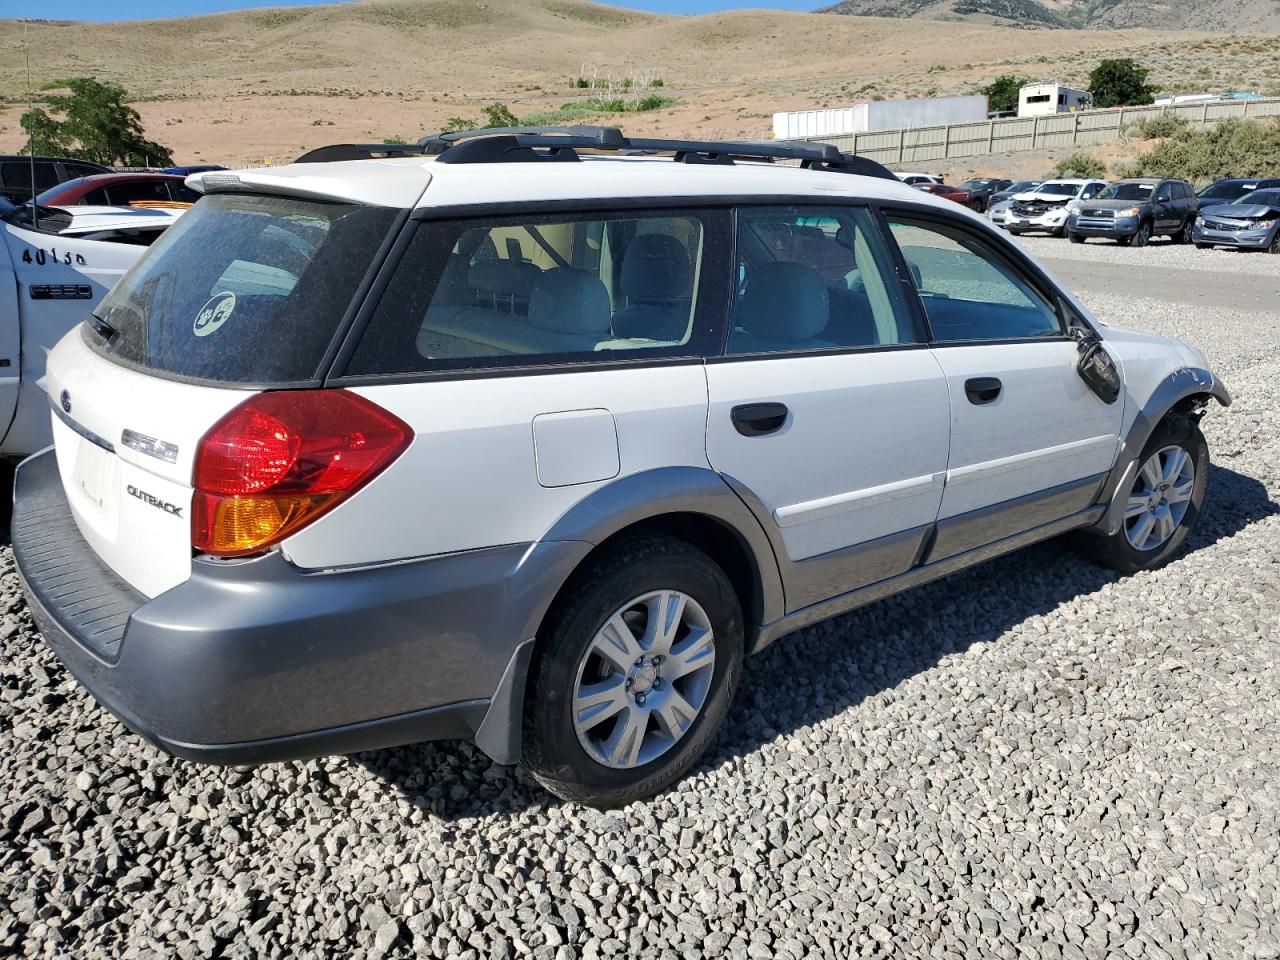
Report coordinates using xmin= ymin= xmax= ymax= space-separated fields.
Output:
xmin=346 ymin=209 xmax=729 ymax=376
xmin=89 ymin=193 xmax=398 ymax=384
xmin=728 ymin=206 xmax=917 ymax=355
xmin=1 ymin=160 xmax=60 ymax=196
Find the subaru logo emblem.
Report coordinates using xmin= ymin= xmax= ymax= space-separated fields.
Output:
xmin=60 ymin=390 xmax=71 ymax=414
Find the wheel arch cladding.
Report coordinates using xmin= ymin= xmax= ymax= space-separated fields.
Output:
xmin=1094 ymin=367 xmax=1229 ymax=535
xmin=539 ymin=466 xmax=785 ymax=629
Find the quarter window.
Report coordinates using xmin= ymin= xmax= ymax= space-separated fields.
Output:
xmin=348 ymin=210 xmax=726 ymax=375
xmin=727 ymin=206 xmax=917 ymax=355
xmin=887 ymin=218 xmax=1062 ymax=343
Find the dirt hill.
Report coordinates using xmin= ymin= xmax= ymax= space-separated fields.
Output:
xmin=0 ymin=0 xmax=1275 ymax=166
xmin=819 ymin=0 xmax=1280 ymax=31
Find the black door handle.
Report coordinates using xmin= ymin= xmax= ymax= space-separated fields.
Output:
xmin=731 ymin=402 xmax=789 ymax=437
xmin=964 ymin=377 xmax=1003 ymax=405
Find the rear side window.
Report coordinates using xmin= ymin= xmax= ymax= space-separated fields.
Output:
xmin=89 ymin=193 xmax=397 ymax=383
xmin=728 ymin=206 xmax=917 ymax=355
xmin=1 ymin=161 xmax=60 ymax=195
xmin=105 ymin=180 xmax=174 ymax=206
xmin=347 ymin=209 xmax=728 ymax=376
xmin=887 ymin=218 xmax=1062 ymax=342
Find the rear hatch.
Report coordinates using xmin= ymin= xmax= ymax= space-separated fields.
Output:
xmin=43 ymin=192 xmax=401 ymax=598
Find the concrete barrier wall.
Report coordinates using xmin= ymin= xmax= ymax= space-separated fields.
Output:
xmin=783 ymin=97 xmax=1280 ymax=167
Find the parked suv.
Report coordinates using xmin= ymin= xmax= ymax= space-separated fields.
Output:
xmin=1004 ymin=179 xmax=1108 ymax=237
xmin=12 ymin=128 xmax=1230 ymax=807
xmin=1068 ymin=178 xmax=1199 ymax=246
xmin=0 ymin=156 xmax=111 ymax=204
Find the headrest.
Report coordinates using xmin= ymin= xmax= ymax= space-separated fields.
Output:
xmin=737 ymin=262 xmax=829 ymax=342
xmin=468 ymin=258 xmax=535 ymax=297
xmin=528 ymin=268 xmax=612 ymax=335
xmin=621 ymin=234 xmax=692 ymax=302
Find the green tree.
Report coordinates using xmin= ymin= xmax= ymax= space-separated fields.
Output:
xmin=1089 ymin=59 xmax=1158 ymax=109
xmin=481 ymin=103 xmax=520 ymax=128
xmin=981 ymin=74 xmax=1025 ymax=114
xmin=19 ymin=78 xmax=173 ymax=166
xmin=18 ymin=108 xmax=64 ymax=156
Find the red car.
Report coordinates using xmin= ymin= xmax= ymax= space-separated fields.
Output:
xmin=35 ymin=172 xmax=200 ymax=208
xmin=913 ymin=181 xmax=982 ymax=211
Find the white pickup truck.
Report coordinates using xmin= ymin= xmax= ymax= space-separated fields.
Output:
xmin=0 ymin=203 xmax=179 ymax=459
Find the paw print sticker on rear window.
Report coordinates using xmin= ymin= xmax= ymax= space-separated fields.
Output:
xmin=193 ymin=291 xmax=236 ymax=338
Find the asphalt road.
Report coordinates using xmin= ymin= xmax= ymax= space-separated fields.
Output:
xmin=1022 ymin=236 xmax=1280 ymax=309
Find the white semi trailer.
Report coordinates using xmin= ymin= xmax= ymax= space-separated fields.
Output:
xmin=773 ymin=95 xmax=990 ymax=140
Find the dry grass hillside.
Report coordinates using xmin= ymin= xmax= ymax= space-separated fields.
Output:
xmin=1 ymin=0 xmax=1277 ymax=166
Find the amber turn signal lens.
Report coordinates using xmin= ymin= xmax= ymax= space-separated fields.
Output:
xmin=192 ymin=492 xmax=332 ymax=558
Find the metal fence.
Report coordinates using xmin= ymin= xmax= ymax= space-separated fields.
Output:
xmin=783 ymin=97 xmax=1280 ymax=168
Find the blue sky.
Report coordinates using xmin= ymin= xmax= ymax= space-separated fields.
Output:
xmin=33 ymin=0 xmax=821 ymax=21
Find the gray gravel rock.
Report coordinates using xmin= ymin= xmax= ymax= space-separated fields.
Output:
xmin=1 ymin=242 xmax=1277 ymax=958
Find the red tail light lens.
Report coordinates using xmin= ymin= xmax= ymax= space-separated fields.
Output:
xmin=193 ymin=390 xmax=412 ymax=557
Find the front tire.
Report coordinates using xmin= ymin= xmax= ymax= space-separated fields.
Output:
xmin=524 ymin=535 xmax=743 ymax=807
xmin=1086 ymin=415 xmax=1209 ymax=575
xmin=1069 ymin=231 xmax=1085 ymax=244
xmin=1128 ymin=220 xmax=1152 ymax=247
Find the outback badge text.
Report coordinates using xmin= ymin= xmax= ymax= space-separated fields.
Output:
xmin=127 ymin=485 xmax=183 ymax=518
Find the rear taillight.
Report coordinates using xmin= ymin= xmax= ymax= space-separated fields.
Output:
xmin=192 ymin=390 xmax=412 ymax=557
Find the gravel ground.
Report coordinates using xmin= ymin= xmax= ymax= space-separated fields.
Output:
xmin=2 ymin=245 xmax=1278 ymax=960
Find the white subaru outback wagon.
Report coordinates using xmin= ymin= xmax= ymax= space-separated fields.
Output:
xmin=13 ymin=127 xmax=1229 ymax=806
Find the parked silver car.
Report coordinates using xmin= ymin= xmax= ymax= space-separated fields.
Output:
xmin=1192 ymin=188 xmax=1280 ymax=253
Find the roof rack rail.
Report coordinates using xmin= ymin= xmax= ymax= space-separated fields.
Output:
xmin=298 ymin=125 xmax=897 ymax=181
xmin=295 ymin=143 xmax=431 ymax=164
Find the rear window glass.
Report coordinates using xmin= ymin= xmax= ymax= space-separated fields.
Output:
xmin=88 ymin=193 xmax=396 ymax=383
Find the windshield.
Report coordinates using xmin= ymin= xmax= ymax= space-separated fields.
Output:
xmin=1238 ymin=189 xmax=1280 ymax=207
xmin=1099 ymin=182 xmax=1154 ymax=201
xmin=1199 ymin=181 xmax=1256 ymax=200
xmin=1034 ymin=182 xmax=1080 ymax=197
xmin=89 ymin=193 xmax=397 ymax=384
xmin=959 ymin=179 xmax=991 ymax=189
xmin=1005 ymin=181 xmax=1038 ymax=194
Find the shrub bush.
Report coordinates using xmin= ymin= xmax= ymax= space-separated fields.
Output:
xmin=1130 ymin=118 xmax=1280 ymax=182
xmin=1051 ymin=152 xmax=1107 ymax=179
xmin=1125 ymin=113 xmax=1190 ymax=140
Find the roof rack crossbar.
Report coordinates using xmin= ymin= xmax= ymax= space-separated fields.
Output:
xmin=297 ymin=125 xmax=897 ymax=181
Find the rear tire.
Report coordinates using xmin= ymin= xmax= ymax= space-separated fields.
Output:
xmin=1084 ymin=415 xmax=1209 ymax=575
xmin=1173 ymin=218 xmax=1193 ymax=244
xmin=523 ymin=534 xmax=743 ymax=807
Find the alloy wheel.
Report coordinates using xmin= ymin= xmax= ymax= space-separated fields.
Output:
xmin=1124 ymin=444 xmax=1195 ymax=551
xmin=571 ymin=590 xmax=716 ymax=769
